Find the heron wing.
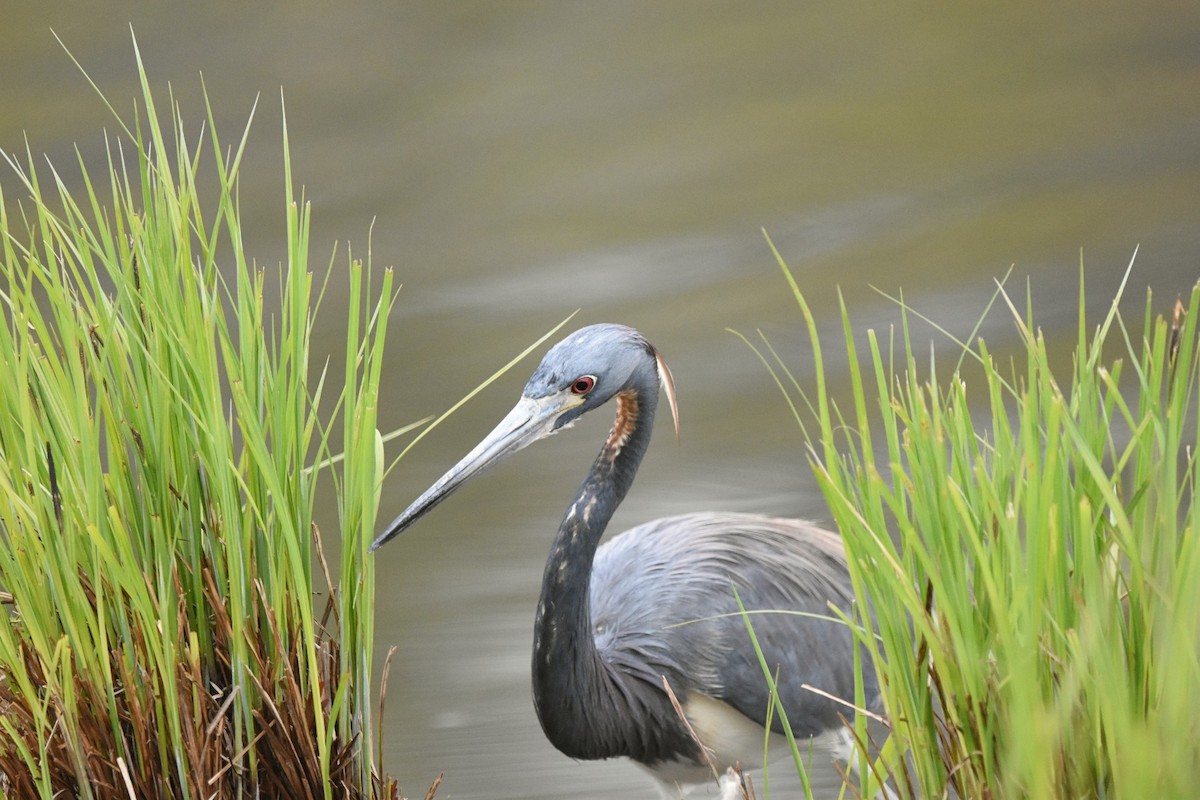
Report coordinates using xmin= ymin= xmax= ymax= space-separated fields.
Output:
xmin=590 ymin=512 xmax=875 ymax=739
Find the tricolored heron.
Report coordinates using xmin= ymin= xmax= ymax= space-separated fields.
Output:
xmin=370 ymin=324 xmax=876 ymax=797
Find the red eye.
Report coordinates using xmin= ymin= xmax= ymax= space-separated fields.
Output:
xmin=570 ymin=375 xmax=596 ymax=395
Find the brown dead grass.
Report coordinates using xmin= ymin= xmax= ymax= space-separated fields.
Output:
xmin=0 ymin=563 xmax=429 ymax=800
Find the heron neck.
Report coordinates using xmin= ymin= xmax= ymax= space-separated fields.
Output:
xmin=531 ymin=387 xmax=656 ymax=759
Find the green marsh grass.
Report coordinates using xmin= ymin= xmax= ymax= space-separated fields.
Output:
xmin=748 ymin=241 xmax=1200 ymax=799
xmin=0 ymin=45 xmax=409 ymax=798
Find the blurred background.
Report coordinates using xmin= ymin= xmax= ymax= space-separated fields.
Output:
xmin=3 ymin=3 xmax=1198 ymax=798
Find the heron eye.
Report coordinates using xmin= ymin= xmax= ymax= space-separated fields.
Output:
xmin=570 ymin=375 xmax=596 ymax=395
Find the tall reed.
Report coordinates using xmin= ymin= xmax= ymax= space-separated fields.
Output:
xmin=750 ymin=241 xmax=1200 ymax=799
xmin=0 ymin=42 xmax=400 ymax=798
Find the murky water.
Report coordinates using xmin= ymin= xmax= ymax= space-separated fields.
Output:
xmin=4 ymin=4 xmax=1199 ymax=798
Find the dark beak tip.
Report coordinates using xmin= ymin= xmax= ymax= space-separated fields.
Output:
xmin=369 ymin=515 xmax=413 ymax=552
xmin=368 ymin=532 xmax=394 ymax=552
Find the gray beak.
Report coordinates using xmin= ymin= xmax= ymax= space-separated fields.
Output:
xmin=369 ymin=393 xmax=577 ymax=551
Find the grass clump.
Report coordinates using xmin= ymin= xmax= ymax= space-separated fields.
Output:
xmin=0 ymin=43 xmax=404 ymax=798
xmin=751 ymin=242 xmax=1200 ymax=799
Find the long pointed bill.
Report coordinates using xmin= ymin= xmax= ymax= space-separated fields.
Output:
xmin=369 ymin=393 xmax=579 ymax=551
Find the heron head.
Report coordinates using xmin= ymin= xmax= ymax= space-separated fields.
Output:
xmin=524 ymin=323 xmax=676 ymax=433
xmin=369 ymin=324 xmax=677 ymax=551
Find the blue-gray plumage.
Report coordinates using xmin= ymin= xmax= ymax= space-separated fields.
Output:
xmin=370 ymin=324 xmax=876 ymax=795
